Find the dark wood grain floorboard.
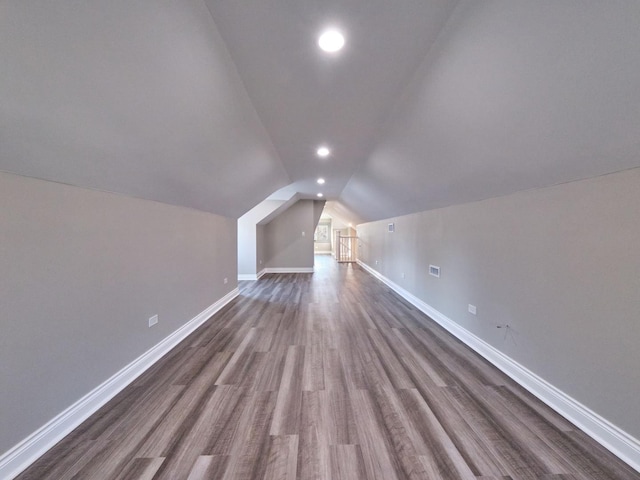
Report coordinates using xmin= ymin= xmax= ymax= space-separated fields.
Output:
xmin=15 ymin=256 xmax=640 ymax=480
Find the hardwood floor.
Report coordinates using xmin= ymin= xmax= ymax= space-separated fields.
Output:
xmin=17 ymin=256 xmax=639 ymax=479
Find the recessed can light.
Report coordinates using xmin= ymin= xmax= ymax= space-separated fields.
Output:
xmin=317 ymin=178 xmax=325 ymax=184
xmin=316 ymin=146 xmax=330 ymax=157
xmin=318 ymin=29 xmax=345 ymax=53
xmin=317 ymin=193 xmax=324 ymax=198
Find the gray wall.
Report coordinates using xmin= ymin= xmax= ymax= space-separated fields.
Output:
xmin=237 ymin=216 xmax=257 ymax=276
xmin=0 ymin=171 xmax=237 ymax=455
xmin=256 ymin=224 xmax=266 ymax=273
xmin=264 ymin=200 xmax=317 ymax=269
xmin=237 ymin=198 xmax=298 ymax=277
xmin=357 ymin=167 xmax=640 ymax=439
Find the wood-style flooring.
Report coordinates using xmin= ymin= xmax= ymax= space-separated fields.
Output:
xmin=17 ymin=256 xmax=640 ymax=479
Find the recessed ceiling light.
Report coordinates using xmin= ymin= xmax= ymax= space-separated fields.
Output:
xmin=317 ymin=178 xmax=325 ymax=185
xmin=318 ymin=29 xmax=345 ymax=53
xmin=316 ymin=146 xmax=330 ymax=157
xmin=317 ymin=193 xmax=324 ymax=198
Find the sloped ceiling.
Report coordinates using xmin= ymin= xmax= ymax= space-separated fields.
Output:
xmin=0 ymin=0 xmax=289 ymax=218
xmin=2 ymin=1 xmax=640 ymax=221
xmin=341 ymin=1 xmax=640 ymax=220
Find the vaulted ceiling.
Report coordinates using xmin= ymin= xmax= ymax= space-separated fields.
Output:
xmin=2 ymin=1 xmax=640 ymax=222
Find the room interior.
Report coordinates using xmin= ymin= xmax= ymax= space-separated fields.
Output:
xmin=1 ymin=1 xmax=639 ymax=478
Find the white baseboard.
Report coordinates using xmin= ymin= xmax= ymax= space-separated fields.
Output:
xmin=263 ymin=267 xmax=314 ymax=274
xmin=314 ymin=251 xmax=332 ymax=255
xmin=356 ymin=260 xmax=640 ymax=473
xmin=0 ymin=288 xmax=239 ymax=480
xmin=238 ymin=269 xmax=267 ymax=281
xmin=238 ymin=273 xmax=257 ymax=281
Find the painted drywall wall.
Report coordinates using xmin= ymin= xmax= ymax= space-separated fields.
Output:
xmin=357 ymin=167 xmax=640 ymax=440
xmin=264 ymin=200 xmax=319 ymax=269
xmin=238 ymin=200 xmax=282 ymax=277
xmin=0 ymin=171 xmax=237 ymax=456
xmin=237 ymin=196 xmax=300 ymax=278
xmin=238 ymin=216 xmax=257 ymax=277
xmin=313 ymin=201 xmax=325 ymax=228
xmin=256 ymin=224 xmax=266 ymax=274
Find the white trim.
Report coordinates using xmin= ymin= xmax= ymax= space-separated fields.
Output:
xmin=0 ymin=288 xmax=239 ymax=480
xmin=238 ymin=273 xmax=258 ymax=281
xmin=357 ymin=259 xmax=640 ymax=473
xmin=428 ymin=264 xmax=441 ymax=278
xmin=263 ymin=267 xmax=314 ymax=274
xmin=238 ymin=269 xmax=267 ymax=281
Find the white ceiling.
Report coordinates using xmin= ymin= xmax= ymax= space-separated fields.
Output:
xmin=2 ymin=1 xmax=640 ymax=221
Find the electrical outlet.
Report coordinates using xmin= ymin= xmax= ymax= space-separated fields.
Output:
xmin=149 ymin=314 xmax=158 ymax=327
xmin=468 ymin=304 xmax=477 ymax=315
xmin=302 ymin=231 xmax=305 ymax=237
xmin=401 ymin=272 xmax=405 ymax=279
xmin=224 ymin=277 xmax=228 ymax=284
xmin=375 ymin=260 xmax=378 ymax=265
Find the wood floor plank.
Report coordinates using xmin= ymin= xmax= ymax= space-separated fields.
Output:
xmin=220 ymin=390 xmax=277 ymax=480
xmin=151 ymin=385 xmax=241 ymax=478
xmin=263 ymin=435 xmax=299 ymax=480
xmin=270 ymin=345 xmax=305 ymax=435
xmin=302 ymin=344 xmax=325 ymax=391
xmin=136 ymin=351 xmax=232 ymax=457
xmin=297 ymin=390 xmax=330 ymax=480
xmin=319 ymin=389 xmax=359 ymax=446
xmin=350 ymin=388 xmax=403 ymax=480
xmin=15 ymin=256 xmax=640 ymax=480
xmin=186 ymin=455 xmax=229 ymax=480
xmin=366 ymin=329 xmax=416 ymax=389
xmin=330 ymin=444 xmax=368 ymax=480
xmin=215 ymin=328 xmax=260 ymax=385
xmin=115 ymin=457 xmax=165 ymax=480
xmin=442 ymin=385 xmax=549 ymax=479
xmin=67 ymin=385 xmax=184 ymax=479
xmin=391 ymin=328 xmax=451 ymax=387
xmin=398 ymin=388 xmax=476 ymax=480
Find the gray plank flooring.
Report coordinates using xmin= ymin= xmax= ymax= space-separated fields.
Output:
xmin=17 ymin=256 xmax=640 ymax=479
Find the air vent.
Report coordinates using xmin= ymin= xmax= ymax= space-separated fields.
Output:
xmin=388 ymin=223 xmax=395 ymax=233
xmin=429 ymin=265 xmax=440 ymax=278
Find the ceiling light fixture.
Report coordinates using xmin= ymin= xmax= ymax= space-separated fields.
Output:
xmin=318 ymin=29 xmax=345 ymax=53
xmin=317 ymin=178 xmax=325 ymax=185
xmin=317 ymin=193 xmax=324 ymax=198
xmin=316 ymin=146 xmax=330 ymax=158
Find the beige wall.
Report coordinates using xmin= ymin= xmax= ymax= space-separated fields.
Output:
xmin=0 ymin=172 xmax=237 ymax=455
xmin=357 ymin=167 xmax=640 ymax=439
